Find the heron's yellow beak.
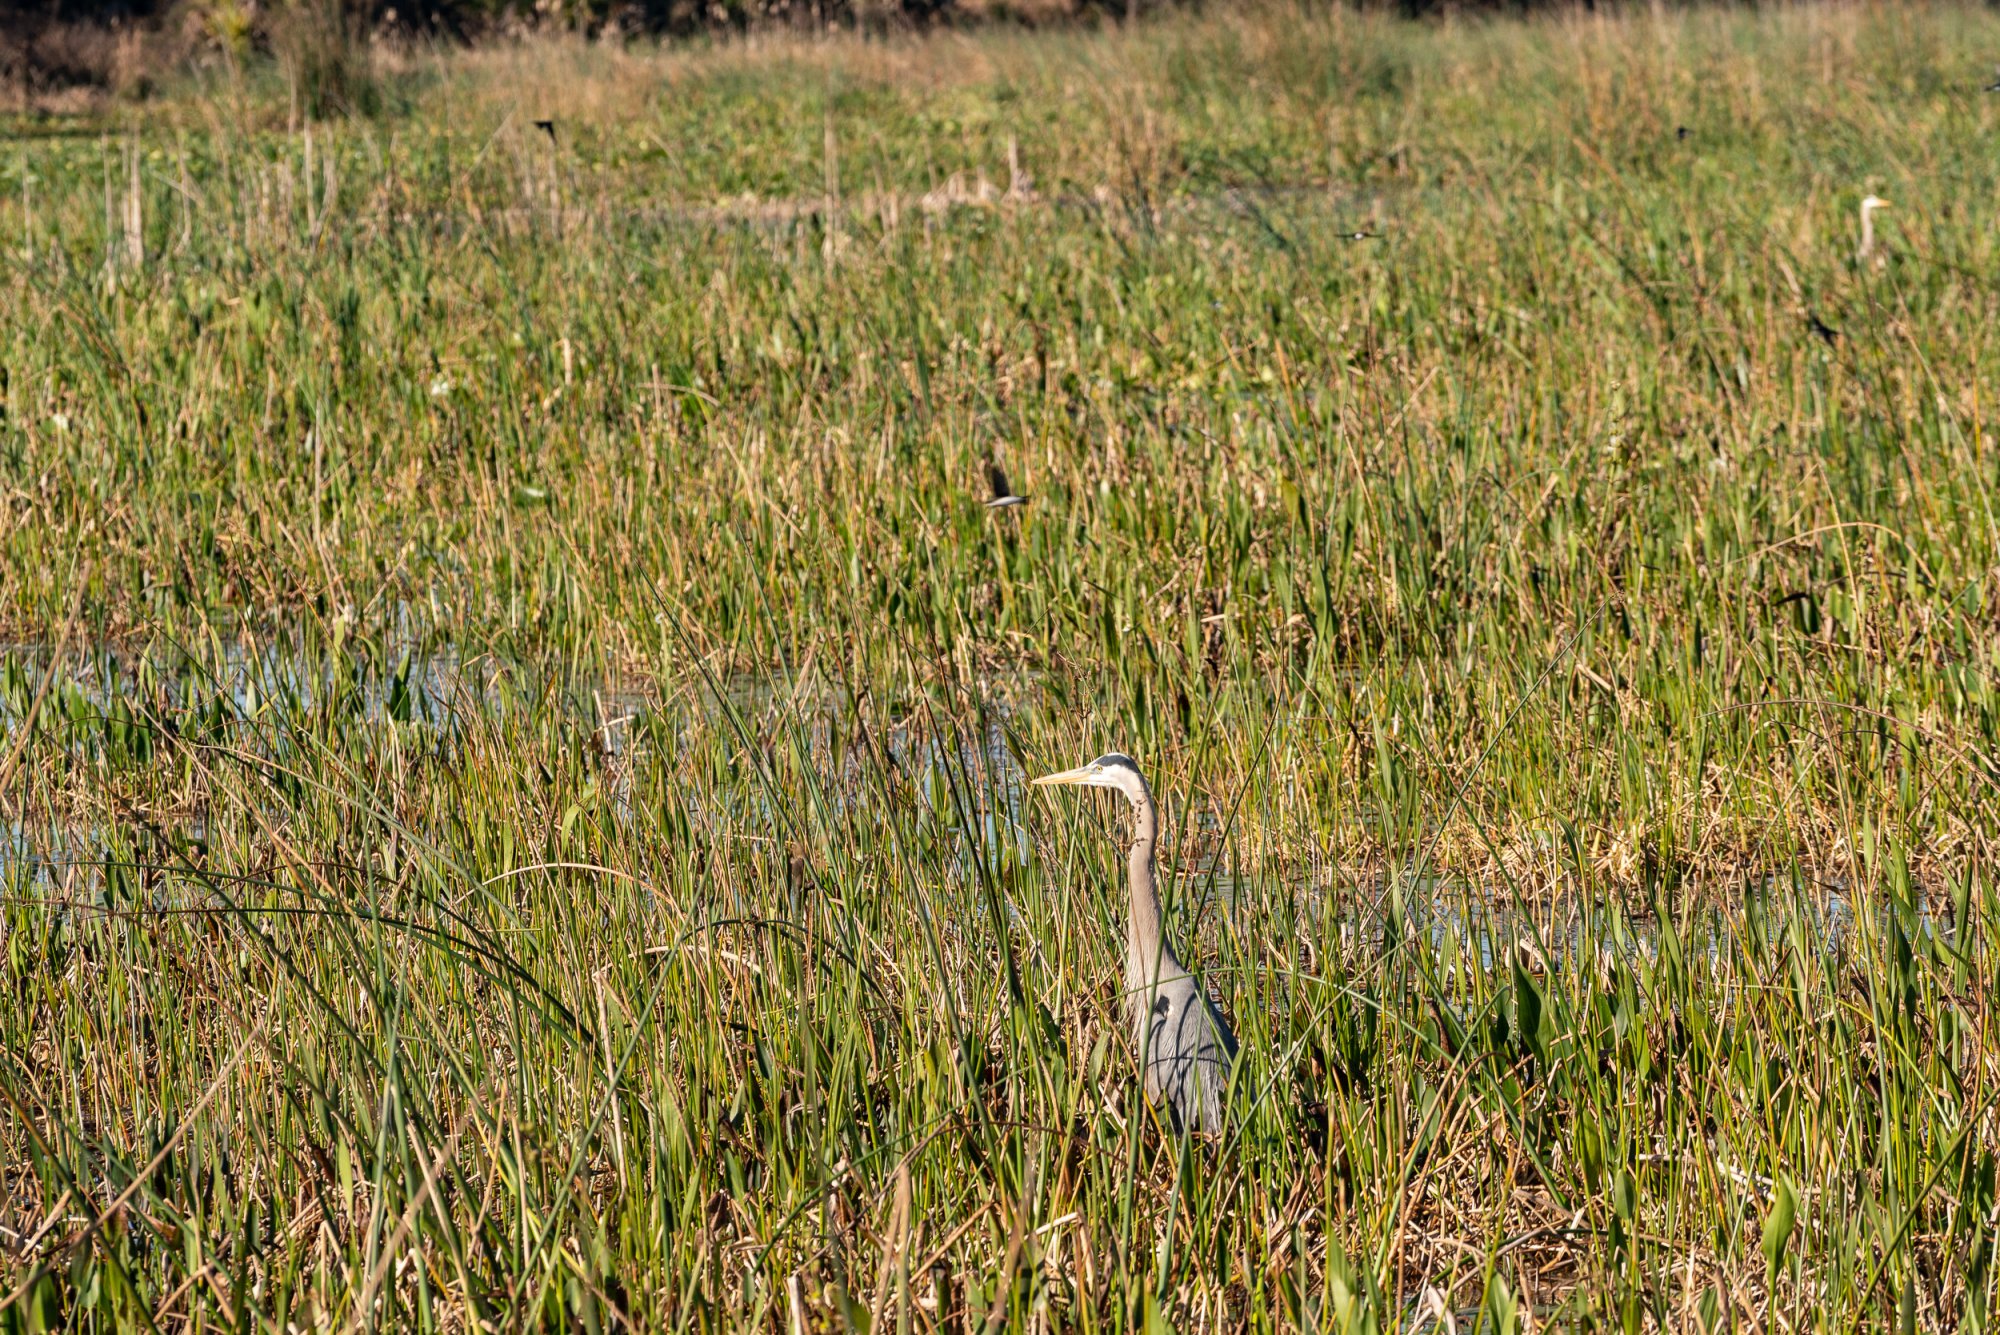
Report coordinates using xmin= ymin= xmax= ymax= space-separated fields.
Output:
xmin=1031 ymin=766 xmax=1094 ymax=787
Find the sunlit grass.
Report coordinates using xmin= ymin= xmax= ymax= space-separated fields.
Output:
xmin=4 ymin=1 xmax=2000 ymax=1329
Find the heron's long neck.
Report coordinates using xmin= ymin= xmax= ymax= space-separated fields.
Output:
xmin=1126 ymin=791 xmax=1174 ymax=984
xmin=1859 ymin=207 xmax=1875 ymax=259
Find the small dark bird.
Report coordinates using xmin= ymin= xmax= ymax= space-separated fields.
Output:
xmin=1985 ymin=72 xmax=2000 ymax=93
xmin=1676 ymin=125 xmax=1691 ymax=141
xmin=1342 ymin=229 xmax=1378 ymax=242
xmin=985 ymin=462 xmax=1027 ymax=509
xmin=533 ymin=119 xmax=556 ymax=142
xmin=1806 ymin=310 xmax=1841 ymax=346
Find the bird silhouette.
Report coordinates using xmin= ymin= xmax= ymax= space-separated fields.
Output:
xmin=533 ymin=119 xmax=556 ymax=142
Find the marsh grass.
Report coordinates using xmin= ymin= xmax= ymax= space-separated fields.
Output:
xmin=4 ymin=1 xmax=2000 ymax=1329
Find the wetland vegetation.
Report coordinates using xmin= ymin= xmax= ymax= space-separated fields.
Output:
xmin=5 ymin=1 xmax=2000 ymax=1328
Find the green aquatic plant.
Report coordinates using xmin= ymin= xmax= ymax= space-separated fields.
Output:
xmin=3 ymin=0 xmax=2000 ymax=1328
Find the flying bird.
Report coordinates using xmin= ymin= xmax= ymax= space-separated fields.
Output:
xmin=1342 ymin=229 xmax=1378 ymax=242
xmin=985 ymin=461 xmax=1027 ymax=509
xmin=1032 ymin=753 xmax=1237 ymax=1133
xmin=533 ymin=119 xmax=556 ymax=142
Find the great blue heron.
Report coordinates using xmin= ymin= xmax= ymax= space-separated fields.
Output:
xmin=1032 ymin=753 xmax=1237 ymax=1132
xmin=1856 ymin=195 xmax=1892 ymax=266
xmin=985 ymin=462 xmax=1027 ymax=509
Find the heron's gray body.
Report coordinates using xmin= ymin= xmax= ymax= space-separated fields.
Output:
xmin=1129 ymin=957 xmax=1237 ymax=1134
xmin=1034 ymin=753 xmax=1238 ymax=1134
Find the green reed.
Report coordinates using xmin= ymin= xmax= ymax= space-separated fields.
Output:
xmin=4 ymin=1 xmax=2000 ymax=1329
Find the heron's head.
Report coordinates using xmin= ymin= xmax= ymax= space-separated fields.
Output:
xmin=1861 ymin=195 xmax=1892 ymax=214
xmin=1030 ymin=753 xmax=1150 ymax=806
